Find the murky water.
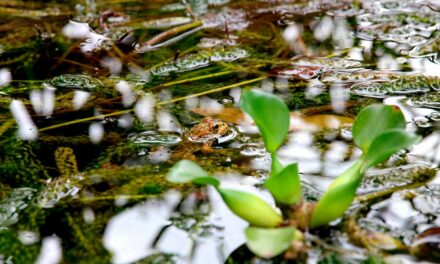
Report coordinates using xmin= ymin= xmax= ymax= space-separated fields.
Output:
xmin=1 ymin=0 xmax=440 ymax=263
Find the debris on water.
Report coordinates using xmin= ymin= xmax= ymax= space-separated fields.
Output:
xmin=48 ymin=74 xmax=104 ymax=92
xmin=128 ymin=131 xmax=182 ymax=147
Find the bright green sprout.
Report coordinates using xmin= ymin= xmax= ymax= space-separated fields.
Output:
xmin=166 ymin=90 xmax=421 ymax=258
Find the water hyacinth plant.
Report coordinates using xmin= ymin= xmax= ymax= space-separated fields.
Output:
xmin=166 ymin=90 xmax=421 ymax=259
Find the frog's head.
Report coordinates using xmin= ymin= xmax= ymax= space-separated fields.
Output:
xmin=204 ymin=117 xmax=229 ymax=136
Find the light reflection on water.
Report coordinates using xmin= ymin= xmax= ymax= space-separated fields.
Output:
xmin=2 ymin=0 xmax=440 ymax=263
xmin=103 ymin=185 xmax=248 ymax=264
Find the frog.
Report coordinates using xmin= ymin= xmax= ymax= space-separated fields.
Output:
xmin=171 ymin=117 xmax=229 ymax=160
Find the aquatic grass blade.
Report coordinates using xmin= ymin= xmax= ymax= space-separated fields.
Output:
xmin=265 ymin=163 xmax=302 ymax=205
xmin=310 ymin=160 xmax=364 ymax=228
xmin=245 ymin=226 xmax=303 ymax=258
xmin=240 ymin=90 xmax=290 ymax=153
xmin=352 ymin=104 xmax=406 ymax=153
xmin=218 ymin=188 xmax=283 ymax=228
xmin=166 ymin=160 xmax=219 ymax=186
xmin=363 ymin=129 xmax=421 ymax=169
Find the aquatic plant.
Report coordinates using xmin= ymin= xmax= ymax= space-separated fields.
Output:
xmin=167 ymin=90 xmax=421 ymax=259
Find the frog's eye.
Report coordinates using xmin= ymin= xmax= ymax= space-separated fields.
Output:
xmin=212 ymin=123 xmax=219 ymax=130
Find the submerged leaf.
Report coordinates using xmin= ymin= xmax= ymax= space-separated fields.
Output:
xmin=352 ymin=104 xmax=406 ymax=153
xmin=245 ymin=226 xmax=303 ymax=258
xmin=218 ymin=188 xmax=283 ymax=228
xmin=166 ymin=160 xmax=219 ymax=186
xmin=265 ymin=163 xmax=302 ymax=205
xmin=240 ymin=90 xmax=290 ymax=153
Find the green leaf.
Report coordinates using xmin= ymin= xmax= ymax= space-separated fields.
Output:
xmin=310 ymin=160 xmax=363 ymax=228
xmin=363 ymin=129 xmax=421 ymax=169
xmin=352 ymin=104 xmax=406 ymax=153
xmin=265 ymin=163 xmax=302 ymax=205
xmin=271 ymin=153 xmax=283 ymax=176
xmin=192 ymin=177 xmax=220 ymax=187
xmin=218 ymin=188 xmax=283 ymax=228
xmin=245 ymin=226 xmax=303 ymax=258
xmin=240 ymin=90 xmax=290 ymax=153
xmin=166 ymin=160 xmax=219 ymax=186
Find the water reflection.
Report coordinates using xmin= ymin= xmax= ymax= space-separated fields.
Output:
xmin=2 ymin=0 xmax=440 ymax=262
xmin=103 ymin=186 xmax=247 ymax=264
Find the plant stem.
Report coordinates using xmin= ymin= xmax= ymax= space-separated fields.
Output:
xmin=38 ymin=76 xmax=266 ymax=132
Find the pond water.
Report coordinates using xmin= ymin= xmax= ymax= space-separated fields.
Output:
xmin=1 ymin=0 xmax=440 ymax=263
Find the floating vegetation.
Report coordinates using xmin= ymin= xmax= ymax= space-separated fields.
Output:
xmin=0 ymin=0 xmax=440 ymax=263
xmin=128 ymin=131 xmax=182 ymax=147
xmin=48 ymin=74 xmax=104 ymax=92
xmin=408 ymin=92 xmax=440 ymax=109
xmin=149 ymin=47 xmax=249 ymax=76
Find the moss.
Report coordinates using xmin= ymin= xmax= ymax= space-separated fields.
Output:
xmin=0 ymin=136 xmax=49 ymax=187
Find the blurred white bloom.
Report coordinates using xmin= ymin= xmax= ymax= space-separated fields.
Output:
xmin=62 ymin=21 xmax=108 ymax=53
xmin=118 ymin=113 xmax=133 ymax=128
xmin=325 ymin=141 xmax=349 ymax=162
xmin=378 ymin=54 xmax=400 ymax=70
xmin=275 ymin=77 xmax=289 ymax=92
xmin=158 ymin=90 xmax=172 ymax=102
xmin=101 ymin=57 xmax=123 ymax=75
xmin=72 ymin=90 xmax=91 ymax=110
xmin=330 ymin=83 xmax=349 ymax=113
xmin=115 ymin=81 xmax=136 ymax=107
xmin=135 ymin=93 xmax=155 ymax=123
xmin=314 ymin=16 xmax=333 ymax=41
xmin=305 ymin=79 xmax=325 ymax=99
xmin=83 ymin=208 xmax=95 ymax=224
xmin=30 ymin=85 xmax=55 ymax=116
xmin=332 ymin=18 xmax=353 ymax=49
xmin=261 ymin=79 xmax=274 ymax=93
xmin=283 ymin=24 xmax=300 ymax=43
xmin=0 ymin=68 xmax=11 ymax=86
xmin=229 ymin=88 xmax=241 ymax=106
xmin=157 ymin=111 xmax=181 ymax=133
xmin=10 ymin=100 xmax=38 ymax=140
xmin=185 ymin=96 xmax=199 ymax=110
xmin=89 ymin=122 xmax=104 ymax=144
xmin=148 ymin=147 xmax=171 ymax=163
xmin=35 ymin=236 xmax=62 ymax=264
xmin=199 ymin=96 xmax=223 ymax=113
xmin=62 ymin=21 xmax=91 ymax=39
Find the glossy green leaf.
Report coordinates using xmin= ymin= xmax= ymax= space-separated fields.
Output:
xmin=271 ymin=153 xmax=283 ymax=176
xmin=363 ymin=129 xmax=421 ymax=169
xmin=218 ymin=188 xmax=283 ymax=228
xmin=245 ymin=226 xmax=303 ymax=258
xmin=166 ymin=160 xmax=219 ymax=186
xmin=310 ymin=160 xmax=363 ymax=228
xmin=353 ymin=104 xmax=406 ymax=153
xmin=265 ymin=163 xmax=302 ymax=205
xmin=240 ymin=90 xmax=290 ymax=153
xmin=192 ymin=176 xmax=221 ymax=187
